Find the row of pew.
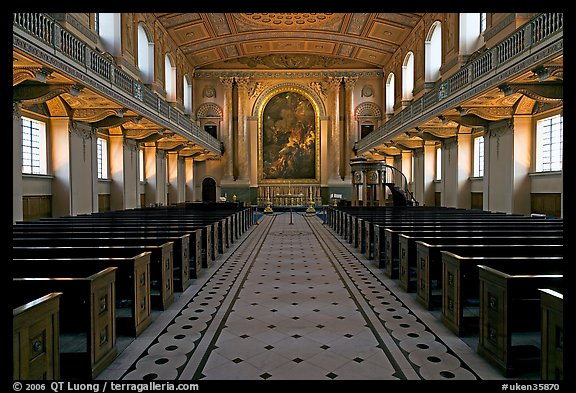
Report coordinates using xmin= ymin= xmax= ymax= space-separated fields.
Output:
xmin=12 ymin=202 xmax=255 ymax=380
xmin=326 ymin=205 xmax=564 ymax=379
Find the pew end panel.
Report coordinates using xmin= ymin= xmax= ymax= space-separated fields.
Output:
xmin=539 ymin=288 xmax=563 ymax=380
xmin=12 ymin=267 xmax=118 ymax=379
xmin=13 ymin=292 xmax=62 ymax=380
xmin=477 ymin=265 xmax=564 ymax=377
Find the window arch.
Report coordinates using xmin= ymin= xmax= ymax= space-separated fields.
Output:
xmin=385 ymin=73 xmax=395 ymax=114
xmin=459 ymin=13 xmax=485 ymax=56
xmin=425 ymin=21 xmax=442 ymax=84
xmin=183 ymin=74 xmax=193 ymax=116
xmin=165 ymin=54 xmax=176 ymax=102
xmin=402 ymin=52 xmax=414 ymax=101
xmin=97 ymin=13 xmax=121 ymax=57
xmin=137 ymin=23 xmax=154 ymax=84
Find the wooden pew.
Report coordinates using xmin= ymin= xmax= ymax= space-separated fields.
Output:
xmin=13 ymin=292 xmax=62 ymax=380
xmin=13 ymin=244 xmax=174 ymax=311
xmin=379 ymin=221 xmax=563 ymax=277
xmin=477 ymin=264 xmax=564 ymax=377
xmin=439 ymin=251 xmax=564 ymax=336
xmin=399 ymin=235 xmax=563 ymax=293
xmin=12 ymin=253 xmax=152 ymax=337
xmin=14 ymin=227 xmax=203 ymax=281
xmin=15 ymin=221 xmax=213 ymax=270
xmin=13 ymin=234 xmax=192 ymax=293
xmin=12 ymin=267 xmax=118 ymax=380
xmin=539 ymin=288 xmax=563 ymax=380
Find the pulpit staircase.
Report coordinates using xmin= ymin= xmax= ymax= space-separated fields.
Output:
xmin=383 ymin=164 xmax=419 ymax=206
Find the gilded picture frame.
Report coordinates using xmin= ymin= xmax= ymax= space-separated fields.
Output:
xmin=258 ymin=86 xmax=320 ymax=184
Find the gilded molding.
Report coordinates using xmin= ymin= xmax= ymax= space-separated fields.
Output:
xmin=249 ymin=81 xmax=266 ymax=99
xmin=13 ymin=101 xmax=22 ymax=120
xmin=308 ymin=81 xmax=326 ymax=100
xmin=196 ymin=70 xmax=383 ymax=79
xmin=253 ymin=82 xmax=326 ymax=117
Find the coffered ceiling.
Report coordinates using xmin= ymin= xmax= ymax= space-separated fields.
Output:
xmin=154 ymin=13 xmax=425 ymax=70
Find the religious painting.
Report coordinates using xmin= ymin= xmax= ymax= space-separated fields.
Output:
xmin=260 ymin=90 xmax=318 ymax=181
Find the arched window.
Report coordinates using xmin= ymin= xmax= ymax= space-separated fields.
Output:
xmin=459 ymin=13 xmax=485 ymax=56
xmin=97 ymin=13 xmax=121 ymax=57
xmin=385 ymin=73 xmax=395 ymax=114
xmin=137 ymin=23 xmax=154 ymax=84
xmin=183 ymin=74 xmax=193 ymax=116
xmin=425 ymin=21 xmax=442 ymax=84
xmin=165 ymin=54 xmax=176 ymax=102
xmin=402 ymin=52 xmax=414 ymax=101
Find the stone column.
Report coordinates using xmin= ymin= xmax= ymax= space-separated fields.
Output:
xmin=143 ymin=144 xmax=158 ymax=206
xmin=235 ymin=77 xmax=250 ymax=182
xmin=326 ymin=76 xmax=341 ymax=183
xmin=13 ymin=102 xmax=23 ymax=222
xmin=184 ymin=157 xmax=195 ymax=202
xmin=109 ymin=134 xmax=126 ymax=211
xmin=67 ymin=121 xmax=97 ymax=215
xmin=219 ymin=77 xmax=235 ymax=183
xmin=343 ymin=76 xmax=358 ymax=180
xmin=167 ymin=151 xmax=179 ymax=205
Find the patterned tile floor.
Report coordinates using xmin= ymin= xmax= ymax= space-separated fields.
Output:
xmin=98 ymin=212 xmax=514 ymax=381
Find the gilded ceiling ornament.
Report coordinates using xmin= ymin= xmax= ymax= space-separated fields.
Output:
xmin=237 ymin=13 xmax=338 ymax=28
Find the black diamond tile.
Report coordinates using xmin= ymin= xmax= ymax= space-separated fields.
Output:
xmin=313 ymin=309 xmax=320 ymax=312
xmin=326 ymin=372 xmax=338 ymax=379
xmin=246 ymin=317 xmax=254 ymax=320
xmin=292 ymin=316 xmax=300 ymax=320
xmin=337 ymin=316 xmax=345 ymax=320
xmin=232 ymin=358 xmax=243 ymax=363
xmin=260 ymin=372 xmax=272 ymax=380
xmin=316 ymin=324 xmax=325 ymax=329
xmin=331 ymin=302 xmax=339 ymax=305
xmin=292 ymin=358 xmax=304 ymax=363
xmin=264 ymin=345 xmax=274 ymax=350
xmin=291 ymin=291 xmax=297 ymax=294
xmin=292 ymin=334 xmax=302 ymax=339
xmin=320 ymin=345 xmax=330 ymax=350
xmin=270 ymin=309 xmax=278 ymax=312
xmin=344 ymin=334 xmax=354 ymax=338
xmin=268 ymin=325 xmax=276 ymax=329
xmin=291 ymin=303 xmax=298 ymax=305
xmin=353 ymin=357 xmax=364 ymax=363
xmin=251 ymin=303 xmax=258 ymax=306
xmin=240 ymin=334 xmax=250 ymax=339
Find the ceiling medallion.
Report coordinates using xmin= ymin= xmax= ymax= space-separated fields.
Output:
xmin=239 ymin=13 xmax=337 ymax=28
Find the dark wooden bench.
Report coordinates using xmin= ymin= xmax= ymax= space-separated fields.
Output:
xmin=379 ymin=221 xmax=563 ymax=277
xmin=12 ymin=252 xmax=153 ymax=337
xmin=13 ymin=234 xmax=192 ymax=293
xmin=539 ymin=288 xmax=563 ymax=380
xmin=12 ymin=267 xmax=118 ymax=380
xmin=14 ymin=227 xmax=204 ymax=281
xmin=15 ymin=221 xmax=214 ymax=270
xmin=13 ymin=244 xmax=174 ymax=311
xmin=439 ymin=251 xmax=564 ymax=336
xmin=398 ymin=235 xmax=563 ymax=293
xmin=13 ymin=292 xmax=62 ymax=380
xmin=477 ymin=264 xmax=564 ymax=377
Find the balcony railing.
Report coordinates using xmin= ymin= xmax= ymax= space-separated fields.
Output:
xmin=13 ymin=12 xmax=222 ymax=154
xmin=357 ymin=12 xmax=563 ymax=152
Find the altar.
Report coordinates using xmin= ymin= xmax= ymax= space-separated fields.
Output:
xmin=257 ymin=185 xmax=321 ymax=207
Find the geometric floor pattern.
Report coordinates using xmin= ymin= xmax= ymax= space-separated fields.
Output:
xmin=97 ymin=212 xmax=506 ymax=380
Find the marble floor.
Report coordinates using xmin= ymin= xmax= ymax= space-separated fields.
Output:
xmin=97 ymin=212 xmax=519 ymax=381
